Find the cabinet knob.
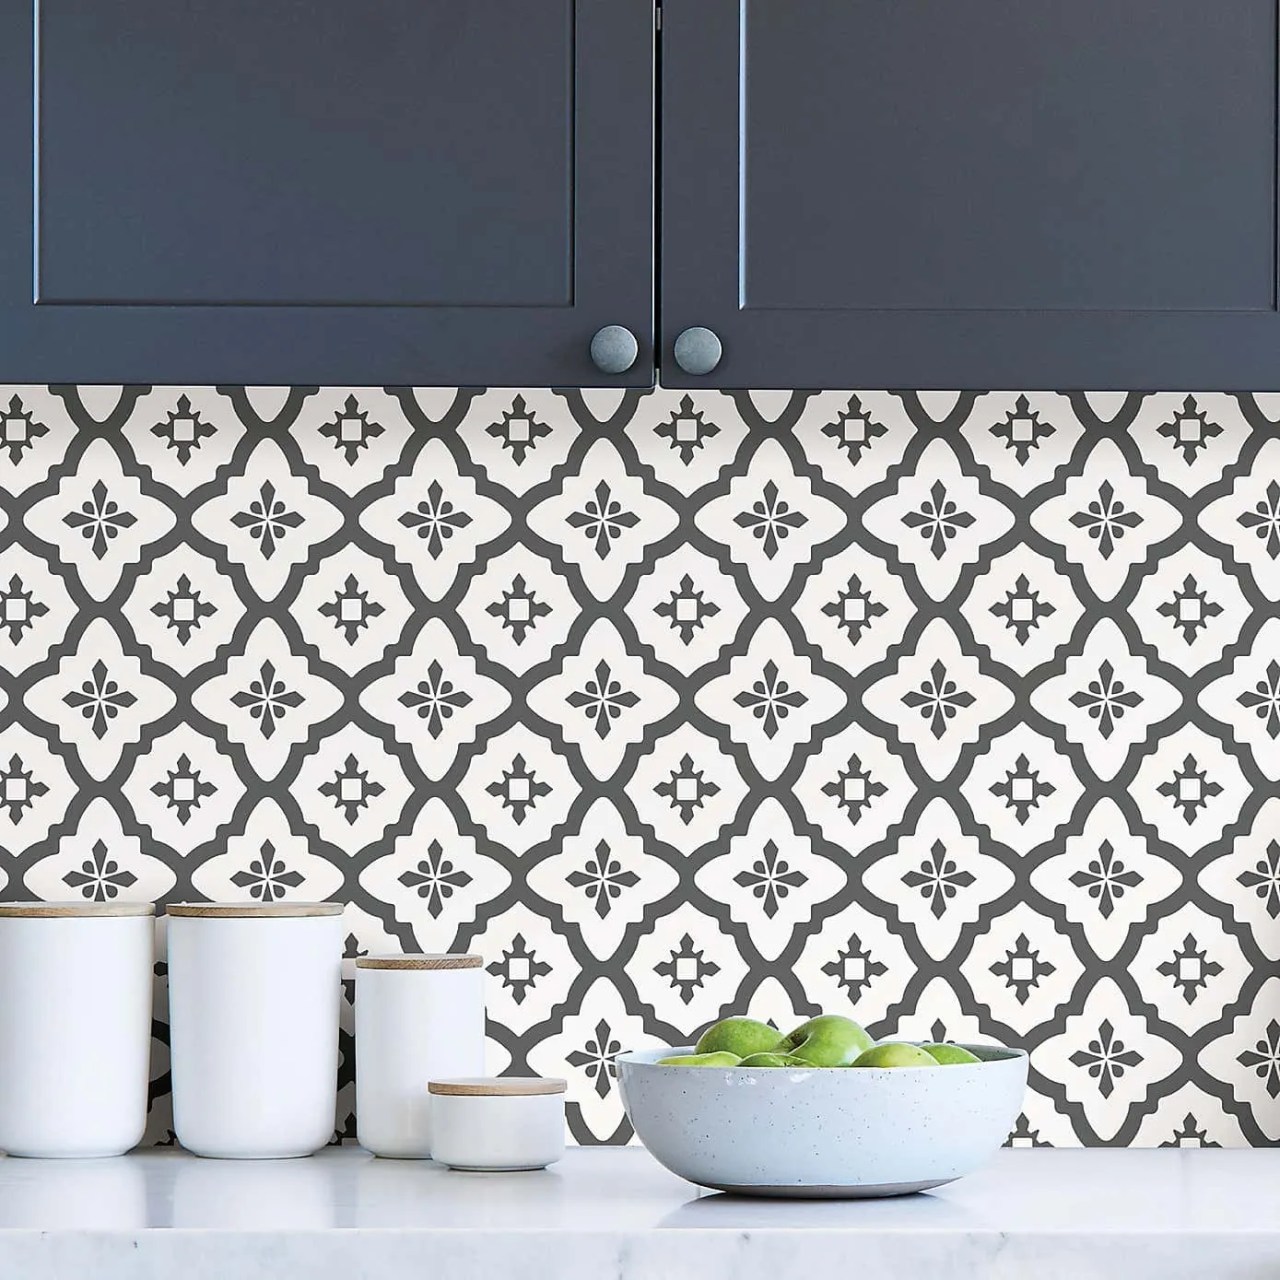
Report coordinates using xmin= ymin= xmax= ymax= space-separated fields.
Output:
xmin=590 ymin=325 xmax=639 ymax=375
xmin=673 ymin=326 xmax=722 ymax=376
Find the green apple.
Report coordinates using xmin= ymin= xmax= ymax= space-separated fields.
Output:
xmin=852 ymin=1042 xmax=938 ymax=1068
xmin=656 ymin=1051 xmax=742 ymax=1067
xmin=738 ymin=1052 xmax=810 ymax=1068
xmin=694 ymin=1017 xmax=781 ymax=1059
xmin=777 ymin=1015 xmax=873 ymax=1067
xmin=922 ymin=1042 xmax=981 ymax=1065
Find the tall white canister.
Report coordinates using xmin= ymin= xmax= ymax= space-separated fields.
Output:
xmin=356 ymin=954 xmax=485 ymax=1158
xmin=166 ymin=902 xmax=344 ymax=1159
xmin=0 ymin=901 xmax=155 ymax=1158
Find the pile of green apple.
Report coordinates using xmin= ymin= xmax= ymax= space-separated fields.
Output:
xmin=656 ymin=1015 xmax=981 ymax=1069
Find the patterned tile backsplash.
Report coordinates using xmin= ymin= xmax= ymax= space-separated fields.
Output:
xmin=0 ymin=384 xmax=1277 ymax=1147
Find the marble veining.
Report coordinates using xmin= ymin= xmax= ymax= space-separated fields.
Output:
xmin=0 ymin=1147 xmax=1276 ymax=1279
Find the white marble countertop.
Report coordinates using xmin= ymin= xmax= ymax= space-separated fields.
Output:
xmin=0 ymin=1146 xmax=1276 ymax=1279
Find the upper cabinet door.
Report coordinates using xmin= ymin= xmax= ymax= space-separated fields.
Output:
xmin=662 ymin=0 xmax=1280 ymax=389
xmin=0 ymin=1 xmax=653 ymax=385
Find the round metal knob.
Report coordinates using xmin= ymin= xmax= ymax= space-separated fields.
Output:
xmin=673 ymin=326 xmax=722 ymax=376
xmin=589 ymin=325 xmax=639 ymax=375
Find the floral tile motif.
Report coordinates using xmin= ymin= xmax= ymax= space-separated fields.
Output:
xmin=192 ymin=437 xmax=343 ymax=602
xmin=526 ymin=797 xmax=680 ymax=963
xmin=526 ymin=617 xmax=680 ymax=782
xmin=191 ymin=797 xmax=344 ymax=904
xmin=1030 ymin=437 xmax=1182 ymax=603
xmin=960 ymin=391 xmax=1083 ymax=495
xmin=357 ymin=796 xmax=511 ymax=954
xmin=25 ymin=438 xmax=176 ymax=602
xmin=860 ymin=797 xmax=1016 ymax=963
xmin=0 ymin=384 xmax=1276 ymax=1149
xmin=25 ymin=617 xmax=176 ymax=783
xmin=694 ymin=617 xmax=847 ymax=783
xmin=695 ymin=437 xmax=846 ymax=602
xmin=861 ymin=437 xmax=1014 ymax=601
xmin=963 ymin=901 xmax=1084 ymax=1039
xmin=694 ymin=796 xmax=849 ymax=964
xmin=792 ymin=900 xmax=915 ymax=1028
xmin=1034 ymin=977 xmax=1181 ymax=1144
xmin=862 ymin=617 xmax=1014 ymax=782
xmin=1030 ymin=617 xmax=1182 ymax=782
xmin=527 ymin=437 xmax=679 ymax=602
xmin=192 ymin=618 xmax=343 ymax=782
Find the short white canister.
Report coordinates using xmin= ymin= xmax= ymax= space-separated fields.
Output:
xmin=0 ymin=901 xmax=154 ymax=1158
xmin=428 ymin=1078 xmax=566 ymax=1171
xmin=166 ymin=902 xmax=344 ymax=1159
xmin=355 ymin=954 xmax=485 ymax=1158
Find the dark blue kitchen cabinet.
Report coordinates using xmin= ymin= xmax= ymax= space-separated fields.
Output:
xmin=661 ymin=0 xmax=1280 ymax=390
xmin=0 ymin=0 xmax=653 ymax=386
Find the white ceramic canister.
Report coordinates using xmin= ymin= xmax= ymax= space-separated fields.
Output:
xmin=0 ymin=901 xmax=155 ymax=1158
xmin=166 ymin=902 xmax=344 ymax=1159
xmin=355 ymin=954 xmax=485 ymax=1158
xmin=427 ymin=1078 xmax=566 ymax=1171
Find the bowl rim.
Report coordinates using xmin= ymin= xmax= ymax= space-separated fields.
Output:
xmin=616 ymin=1041 xmax=1028 ymax=1070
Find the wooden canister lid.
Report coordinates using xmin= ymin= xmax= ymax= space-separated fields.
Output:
xmin=355 ymin=954 xmax=483 ymax=971
xmin=0 ymin=901 xmax=155 ymax=918
xmin=429 ymin=1077 xmax=567 ymax=1097
xmin=165 ymin=902 xmax=344 ymax=918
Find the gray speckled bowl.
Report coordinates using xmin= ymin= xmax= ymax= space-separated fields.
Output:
xmin=617 ymin=1042 xmax=1027 ymax=1198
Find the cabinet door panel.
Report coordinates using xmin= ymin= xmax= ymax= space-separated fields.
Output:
xmin=39 ymin=0 xmax=573 ymax=307
xmin=662 ymin=0 xmax=1280 ymax=389
xmin=0 ymin=0 xmax=653 ymax=384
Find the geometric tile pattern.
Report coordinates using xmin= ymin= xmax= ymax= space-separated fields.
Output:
xmin=0 ymin=383 xmax=1278 ymax=1149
